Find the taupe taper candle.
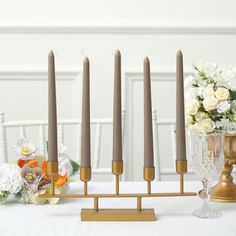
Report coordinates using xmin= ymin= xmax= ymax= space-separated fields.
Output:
xmin=48 ymin=50 xmax=58 ymax=162
xmin=113 ymin=50 xmax=122 ymax=162
xmin=81 ymin=57 xmax=91 ymax=168
xmin=176 ymin=50 xmax=186 ymax=161
xmin=144 ymin=57 xmax=154 ymax=167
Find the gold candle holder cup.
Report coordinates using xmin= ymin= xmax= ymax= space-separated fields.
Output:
xmin=46 ymin=161 xmax=58 ymax=195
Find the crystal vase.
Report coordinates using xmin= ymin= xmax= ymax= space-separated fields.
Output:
xmin=190 ymin=131 xmax=224 ymax=218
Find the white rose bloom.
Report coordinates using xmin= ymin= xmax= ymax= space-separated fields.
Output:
xmin=217 ymin=101 xmax=231 ymax=113
xmin=203 ymin=96 xmax=218 ymax=111
xmin=188 ymin=123 xmax=200 ymax=132
xmin=203 ymin=88 xmax=215 ymax=98
xmin=194 ymin=111 xmax=208 ymax=122
xmin=215 ymin=87 xmax=229 ymax=100
xmin=198 ymin=118 xmax=215 ymax=133
xmin=185 ymin=115 xmax=194 ymax=126
xmin=186 ymin=99 xmax=200 ymax=115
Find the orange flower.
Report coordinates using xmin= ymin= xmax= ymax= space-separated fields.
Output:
xmin=55 ymin=175 xmax=67 ymax=186
xmin=42 ymin=160 xmax=48 ymax=179
xmin=17 ymin=159 xmax=27 ymax=168
xmin=27 ymin=159 xmax=38 ymax=168
xmin=42 ymin=160 xmax=67 ymax=186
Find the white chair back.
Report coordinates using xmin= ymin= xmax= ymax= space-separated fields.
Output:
xmin=0 ymin=111 xmax=127 ymax=180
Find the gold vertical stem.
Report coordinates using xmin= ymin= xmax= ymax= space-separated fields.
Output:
xmin=84 ymin=181 xmax=88 ymax=195
xmin=51 ymin=176 xmax=55 ymax=195
xmin=116 ymin=175 xmax=119 ymax=195
xmin=94 ymin=197 xmax=99 ymax=211
xmin=147 ymin=181 xmax=151 ymax=194
xmin=137 ymin=197 xmax=142 ymax=211
xmin=180 ymin=174 xmax=184 ymax=194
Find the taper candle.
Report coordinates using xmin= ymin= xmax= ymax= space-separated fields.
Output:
xmin=176 ymin=50 xmax=186 ymax=161
xmin=48 ymin=51 xmax=58 ymax=162
xmin=144 ymin=57 xmax=154 ymax=167
xmin=81 ymin=57 xmax=91 ymax=168
xmin=113 ymin=50 xmax=122 ymax=162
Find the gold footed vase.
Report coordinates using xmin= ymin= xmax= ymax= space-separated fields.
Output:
xmin=211 ymin=135 xmax=236 ymax=202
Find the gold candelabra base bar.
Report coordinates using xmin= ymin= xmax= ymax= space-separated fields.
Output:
xmin=81 ymin=209 xmax=156 ymax=221
xmin=41 ymin=160 xmax=196 ymax=221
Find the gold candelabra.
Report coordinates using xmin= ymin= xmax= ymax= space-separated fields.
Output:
xmin=41 ymin=160 xmax=196 ymax=221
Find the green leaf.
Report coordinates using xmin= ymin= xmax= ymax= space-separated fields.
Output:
xmin=230 ymin=91 xmax=236 ymax=100
xmin=70 ymin=159 xmax=80 ymax=176
xmin=0 ymin=191 xmax=10 ymax=204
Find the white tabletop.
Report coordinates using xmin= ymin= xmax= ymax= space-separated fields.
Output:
xmin=0 ymin=181 xmax=235 ymax=236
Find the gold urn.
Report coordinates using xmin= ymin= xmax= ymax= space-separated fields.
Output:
xmin=211 ymin=135 xmax=236 ymax=202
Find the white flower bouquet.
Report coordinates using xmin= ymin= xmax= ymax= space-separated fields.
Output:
xmin=185 ymin=63 xmax=236 ymax=133
xmin=0 ymin=138 xmax=80 ymax=204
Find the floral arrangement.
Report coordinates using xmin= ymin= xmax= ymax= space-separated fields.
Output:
xmin=0 ymin=139 xmax=79 ymax=204
xmin=185 ymin=63 xmax=236 ymax=133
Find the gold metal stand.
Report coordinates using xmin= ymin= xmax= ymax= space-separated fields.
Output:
xmin=211 ymin=135 xmax=236 ymax=202
xmin=176 ymin=160 xmax=187 ymax=194
xmin=144 ymin=167 xmax=155 ymax=194
xmin=41 ymin=160 xmax=196 ymax=221
xmin=46 ymin=161 xmax=58 ymax=195
xmin=80 ymin=167 xmax=91 ymax=195
xmin=112 ymin=161 xmax=123 ymax=195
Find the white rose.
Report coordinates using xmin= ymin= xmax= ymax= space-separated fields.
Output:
xmin=186 ymin=99 xmax=200 ymax=115
xmin=185 ymin=115 xmax=194 ymax=126
xmin=194 ymin=111 xmax=208 ymax=122
xmin=188 ymin=123 xmax=200 ymax=132
xmin=217 ymin=101 xmax=231 ymax=113
xmin=203 ymin=88 xmax=215 ymax=98
xmin=215 ymin=87 xmax=229 ymax=100
xmin=198 ymin=118 xmax=215 ymax=133
xmin=203 ymin=96 xmax=218 ymax=111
